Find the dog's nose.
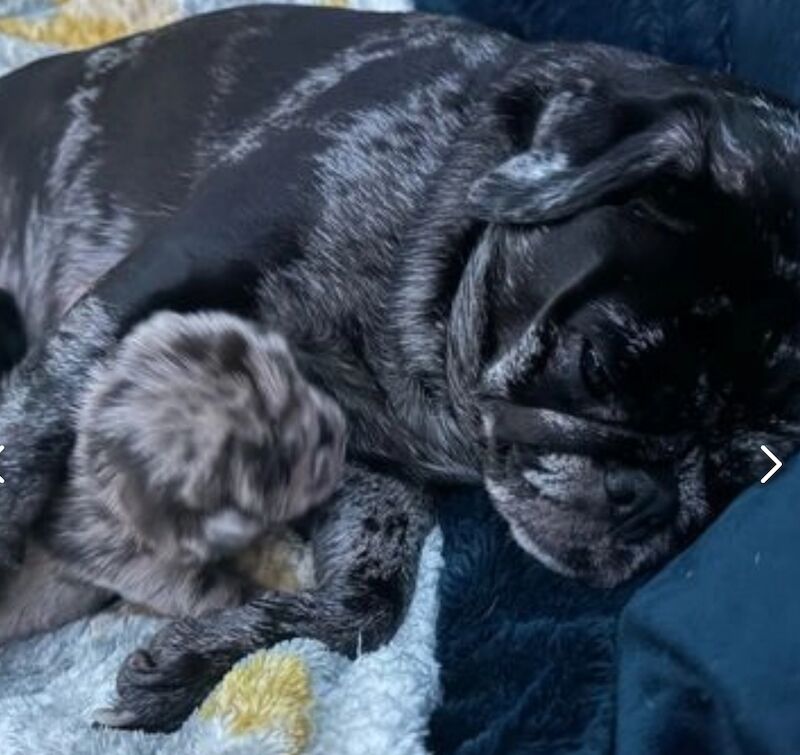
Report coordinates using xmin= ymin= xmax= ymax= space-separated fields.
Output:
xmin=605 ymin=466 xmax=678 ymax=542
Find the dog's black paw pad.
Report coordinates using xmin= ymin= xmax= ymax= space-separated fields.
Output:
xmin=126 ymin=649 xmax=158 ymax=673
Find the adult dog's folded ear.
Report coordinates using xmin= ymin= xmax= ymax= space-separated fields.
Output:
xmin=467 ymin=85 xmax=737 ymax=225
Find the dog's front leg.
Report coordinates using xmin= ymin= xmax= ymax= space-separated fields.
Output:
xmin=0 ymin=299 xmax=118 ymax=567
xmin=95 ymin=466 xmax=434 ymax=732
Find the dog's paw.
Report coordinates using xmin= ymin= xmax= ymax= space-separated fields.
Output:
xmin=94 ymin=620 xmax=225 ymax=732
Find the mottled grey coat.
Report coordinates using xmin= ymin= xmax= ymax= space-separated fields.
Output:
xmin=0 ymin=310 xmax=344 ymax=643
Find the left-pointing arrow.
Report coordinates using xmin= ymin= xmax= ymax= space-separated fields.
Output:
xmin=760 ymin=445 xmax=782 ymax=483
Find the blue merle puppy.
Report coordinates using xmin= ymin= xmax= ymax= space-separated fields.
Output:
xmin=0 ymin=311 xmax=343 ymax=642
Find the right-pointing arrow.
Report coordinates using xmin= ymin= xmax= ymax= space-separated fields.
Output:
xmin=760 ymin=445 xmax=782 ymax=483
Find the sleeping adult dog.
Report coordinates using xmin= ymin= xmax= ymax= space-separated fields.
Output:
xmin=1 ymin=4 xmax=799 ymax=732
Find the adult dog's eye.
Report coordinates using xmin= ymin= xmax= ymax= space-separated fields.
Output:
xmin=580 ymin=339 xmax=613 ymax=400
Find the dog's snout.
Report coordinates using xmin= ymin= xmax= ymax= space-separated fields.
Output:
xmin=605 ymin=466 xmax=678 ymax=542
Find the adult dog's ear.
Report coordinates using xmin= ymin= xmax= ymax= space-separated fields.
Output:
xmin=467 ymin=88 xmax=712 ymax=224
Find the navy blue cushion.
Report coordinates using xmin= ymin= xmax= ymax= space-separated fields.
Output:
xmin=731 ymin=0 xmax=800 ymax=101
xmin=430 ymin=468 xmax=800 ymax=754
xmin=417 ymin=1 xmax=730 ymax=71
xmin=416 ymin=0 xmax=800 ymax=102
xmin=616 ymin=454 xmax=800 ymax=754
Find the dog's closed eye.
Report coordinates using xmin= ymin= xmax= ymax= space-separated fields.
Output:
xmin=580 ymin=338 xmax=615 ymax=401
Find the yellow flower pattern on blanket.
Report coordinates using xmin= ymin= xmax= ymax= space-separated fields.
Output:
xmin=0 ymin=0 xmax=352 ymax=52
xmin=200 ymin=650 xmax=314 ymax=753
xmin=0 ymin=0 xmax=180 ymax=50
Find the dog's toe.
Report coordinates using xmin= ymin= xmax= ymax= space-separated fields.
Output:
xmin=117 ymin=648 xmax=172 ymax=690
xmin=126 ymin=649 xmax=158 ymax=673
xmin=92 ymin=707 xmax=140 ymax=729
xmin=108 ymin=637 xmax=220 ymax=731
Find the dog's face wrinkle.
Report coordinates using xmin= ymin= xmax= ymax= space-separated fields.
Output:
xmin=472 ymin=173 xmax=800 ymax=586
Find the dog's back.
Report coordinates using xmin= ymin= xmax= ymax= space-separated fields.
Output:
xmin=0 ymin=6 xmax=516 ymax=344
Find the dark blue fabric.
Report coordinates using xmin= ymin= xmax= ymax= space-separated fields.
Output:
xmin=428 ymin=489 xmax=643 ymax=755
xmin=416 ymin=0 xmax=800 ymax=102
xmin=731 ymin=0 xmax=800 ymax=102
xmin=416 ymin=1 xmax=731 ymax=72
xmin=615 ymin=454 xmax=800 ymax=755
xmin=429 ymin=474 xmax=800 ymax=755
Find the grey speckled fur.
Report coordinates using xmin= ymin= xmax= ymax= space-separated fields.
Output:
xmin=2 ymin=4 xmax=800 ymax=732
xmin=0 ymin=311 xmax=346 ymax=641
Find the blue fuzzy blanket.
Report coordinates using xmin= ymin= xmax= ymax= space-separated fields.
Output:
xmin=431 ymin=463 xmax=800 ymax=754
xmin=429 ymin=490 xmax=640 ymax=755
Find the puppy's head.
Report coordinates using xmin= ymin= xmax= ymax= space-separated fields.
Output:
xmin=75 ymin=312 xmax=345 ymax=563
xmin=456 ymin=54 xmax=800 ymax=586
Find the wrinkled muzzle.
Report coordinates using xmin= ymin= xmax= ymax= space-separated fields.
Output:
xmin=480 ymin=401 xmax=709 ymax=587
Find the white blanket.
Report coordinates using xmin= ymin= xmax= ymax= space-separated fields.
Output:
xmin=0 ymin=530 xmax=442 ymax=755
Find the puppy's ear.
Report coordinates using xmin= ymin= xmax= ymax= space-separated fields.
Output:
xmin=467 ymin=88 xmax=710 ymax=224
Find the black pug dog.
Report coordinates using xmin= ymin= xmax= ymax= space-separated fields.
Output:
xmin=1 ymin=4 xmax=799 ymax=732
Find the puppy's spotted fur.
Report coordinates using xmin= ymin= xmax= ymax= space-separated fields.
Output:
xmin=71 ymin=310 xmax=344 ymax=547
xmin=0 ymin=312 xmax=343 ymax=640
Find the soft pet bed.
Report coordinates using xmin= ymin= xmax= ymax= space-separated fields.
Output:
xmin=0 ymin=530 xmax=442 ymax=755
